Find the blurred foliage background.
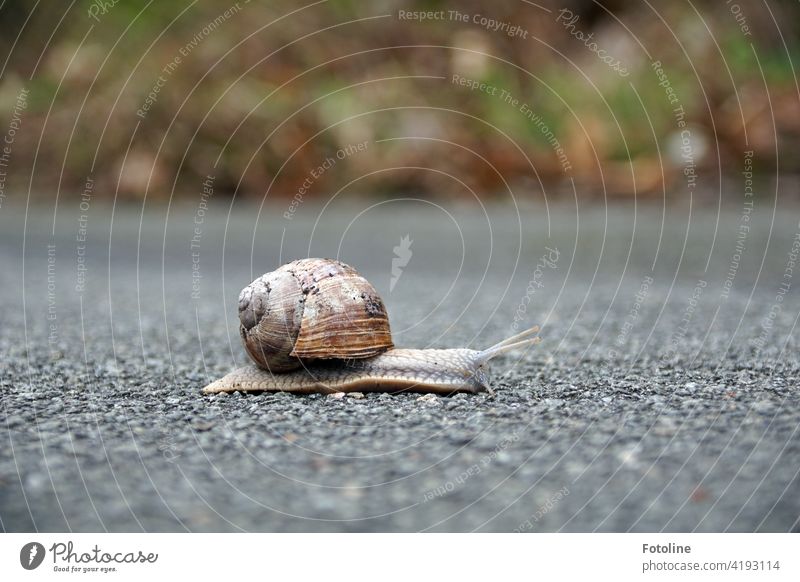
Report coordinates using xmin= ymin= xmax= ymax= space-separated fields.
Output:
xmin=0 ymin=0 xmax=798 ymax=202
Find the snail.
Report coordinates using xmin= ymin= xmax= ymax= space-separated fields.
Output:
xmin=202 ymin=258 xmax=540 ymax=395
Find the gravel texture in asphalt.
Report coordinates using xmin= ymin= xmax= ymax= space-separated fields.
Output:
xmin=1 ymin=201 xmax=799 ymax=532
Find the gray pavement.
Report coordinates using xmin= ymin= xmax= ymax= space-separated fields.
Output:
xmin=1 ymin=198 xmax=799 ymax=531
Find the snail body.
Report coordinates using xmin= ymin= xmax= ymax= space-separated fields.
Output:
xmin=203 ymin=258 xmax=540 ymax=395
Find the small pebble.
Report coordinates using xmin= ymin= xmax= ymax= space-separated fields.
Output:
xmin=417 ymin=393 xmax=440 ymax=404
xmin=191 ymin=421 xmax=216 ymax=431
xmin=347 ymin=392 xmax=365 ymax=399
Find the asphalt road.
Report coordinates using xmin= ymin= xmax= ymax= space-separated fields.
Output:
xmin=1 ymin=198 xmax=799 ymax=532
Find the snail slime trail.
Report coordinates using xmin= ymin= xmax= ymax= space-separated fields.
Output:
xmin=203 ymin=258 xmax=542 ymax=395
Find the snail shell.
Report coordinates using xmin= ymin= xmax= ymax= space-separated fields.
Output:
xmin=238 ymin=258 xmax=394 ymax=372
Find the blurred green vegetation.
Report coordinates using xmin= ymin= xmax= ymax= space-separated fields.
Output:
xmin=0 ymin=0 xmax=798 ymax=202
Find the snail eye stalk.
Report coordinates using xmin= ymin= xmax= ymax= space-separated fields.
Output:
xmin=476 ymin=326 xmax=541 ymax=365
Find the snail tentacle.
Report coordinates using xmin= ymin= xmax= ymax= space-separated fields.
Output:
xmin=475 ymin=325 xmax=541 ymax=364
